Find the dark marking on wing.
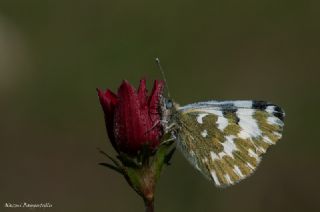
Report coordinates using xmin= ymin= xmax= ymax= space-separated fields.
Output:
xmin=273 ymin=106 xmax=285 ymax=121
xmin=252 ymin=100 xmax=269 ymax=110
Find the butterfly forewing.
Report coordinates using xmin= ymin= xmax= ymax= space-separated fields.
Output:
xmin=174 ymin=100 xmax=285 ymax=187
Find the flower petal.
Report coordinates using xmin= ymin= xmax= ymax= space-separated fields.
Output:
xmin=97 ymin=88 xmax=118 ymax=151
xmin=137 ymin=78 xmax=148 ymax=108
xmin=148 ymin=80 xmax=164 ymax=116
xmin=146 ymin=80 xmax=165 ymax=148
xmin=105 ymin=89 xmax=118 ymax=105
xmin=114 ymin=80 xmax=146 ymax=154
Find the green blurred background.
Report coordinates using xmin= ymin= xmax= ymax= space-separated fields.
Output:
xmin=1 ymin=0 xmax=319 ymax=211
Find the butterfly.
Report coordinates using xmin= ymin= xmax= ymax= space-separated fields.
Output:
xmin=161 ymin=99 xmax=285 ymax=187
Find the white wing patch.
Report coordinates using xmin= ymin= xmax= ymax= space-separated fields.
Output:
xmin=224 ymin=174 xmax=233 ymax=184
xmin=210 ymin=151 xmax=219 ymax=160
xmin=195 ymin=109 xmax=229 ymax=132
xmin=237 ymin=109 xmax=262 ymax=139
xmin=201 ymin=130 xmax=208 ymax=137
xmin=217 ymin=116 xmax=229 ymax=131
xmin=210 ymin=170 xmax=220 ymax=186
xmin=248 ymin=149 xmax=259 ymax=160
xmin=265 ymin=105 xmax=275 ymax=113
xmin=233 ymin=166 xmax=244 ymax=178
xmin=196 ymin=113 xmax=208 ymax=124
xmin=267 ymin=116 xmax=283 ymax=126
xmin=233 ymin=101 xmax=253 ymax=108
xmin=179 ymin=100 xmax=254 ymax=110
xmin=221 ymin=135 xmax=237 ymax=158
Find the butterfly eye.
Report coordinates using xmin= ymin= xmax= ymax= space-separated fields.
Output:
xmin=165 ymin=99 xmax=173 ymax=109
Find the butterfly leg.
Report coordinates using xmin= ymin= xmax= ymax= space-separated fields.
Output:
xmin=162 ymin=132 xmax=176 ymax=144
xmin=144 ymin=120 xmax=161 ymax=135
xmin=164 ymin=122 xmax=177 ymax=132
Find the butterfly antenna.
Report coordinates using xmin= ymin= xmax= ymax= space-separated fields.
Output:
xmin=155 ymin=57 xmax=171 ymax=99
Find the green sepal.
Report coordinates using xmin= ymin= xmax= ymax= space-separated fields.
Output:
xmin=164 ymin=147 xmax=176 ymax=165
xmin=99 ymin=162 xmax=123 ymax=175
xmin=117 ymin=153 xmax=142 ymax=168
xmin=151 ymin=138 xmax=175 ymax=180
xmin=97 ymin=148 xmax=124 ymax=171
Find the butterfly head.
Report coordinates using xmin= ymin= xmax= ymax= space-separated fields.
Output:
xmin=159 ymin=96 xmax=180 ymax=132
xmin=165 ymin=99 xmax=173 ymax=110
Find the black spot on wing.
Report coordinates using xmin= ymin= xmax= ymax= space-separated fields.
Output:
xmin=252 ymin=100 xmax=269 ymax=110
xmin=222 ymin=108 xmax=237 ymax=115
xmin=253 ymin=100 xmax=285 ymax=121
xmin=273 ymin=106 xmax=285 ymax=121
xmin=235 ymin=116 xmax=240 ymax=124
xmin=222 ymin=108 xmax=239 ymax=124
xmin=273 ymin=105 xmax=283 ymax=113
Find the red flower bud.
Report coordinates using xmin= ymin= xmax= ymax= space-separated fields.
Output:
xmin=97 ymin=79 xmax=165 ymax=155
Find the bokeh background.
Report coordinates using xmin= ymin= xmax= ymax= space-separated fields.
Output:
xmin=1 ymin=1 xmax=320 ymax=211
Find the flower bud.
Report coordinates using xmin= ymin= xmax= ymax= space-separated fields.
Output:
xmin=97 ymin=79 xmax=164 ymax=155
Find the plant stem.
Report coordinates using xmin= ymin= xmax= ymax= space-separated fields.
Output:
xmin=144 ymin=198 xmax=154 ymax=212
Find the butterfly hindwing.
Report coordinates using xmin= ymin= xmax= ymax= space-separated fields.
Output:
xmin=174 ymin=100 xmax=285 ymax=187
